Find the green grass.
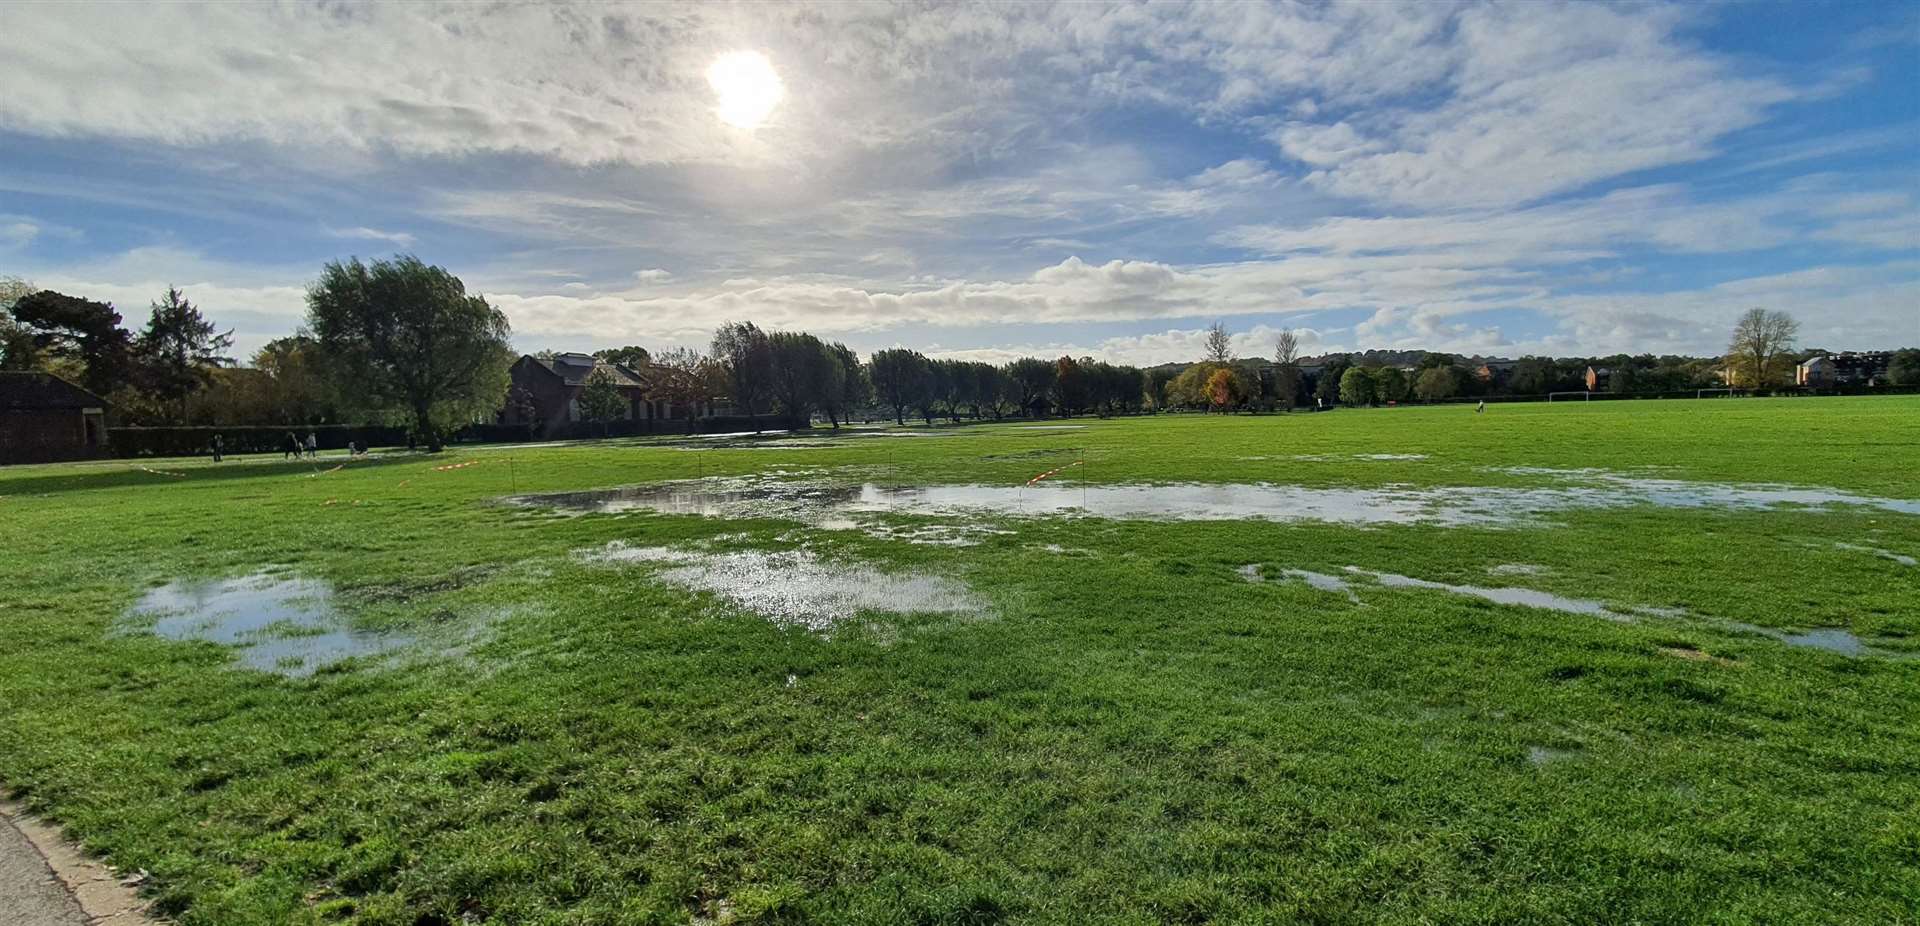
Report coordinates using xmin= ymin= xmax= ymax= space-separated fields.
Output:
xmin=2 ymin=397 xmax=1917 ymax=924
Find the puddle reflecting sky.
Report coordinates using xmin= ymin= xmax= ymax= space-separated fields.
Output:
xmin=511 ymin=471 xmax=1920 ymax=532
xmin=124 ymin=573 xmax=414 ymax=676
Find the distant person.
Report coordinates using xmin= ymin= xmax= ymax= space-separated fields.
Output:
xmin=1476 ymin=400 xmax=1486 ymax=414
xmin=284 ymin=431 xmax=301 ymax=460
xmin=306 ymin=431 xmax=319 ymax=458
xmin=211 ymin=434 xmax=223 ymax=463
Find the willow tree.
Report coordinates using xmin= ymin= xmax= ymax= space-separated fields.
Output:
xmin=305 ymin=255 xmax=512 ymax=451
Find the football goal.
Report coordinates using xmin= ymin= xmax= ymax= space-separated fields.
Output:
xmin=1547 ymin=391 xmax=1590 ymax=402
xmin=1696 ymin=388 xmax=1747 ymax=399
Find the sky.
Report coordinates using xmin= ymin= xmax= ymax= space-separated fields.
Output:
xmin=1 ymin=1 xmax=1915 ymax=366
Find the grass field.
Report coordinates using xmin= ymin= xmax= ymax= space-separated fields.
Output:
xmin=2 ymin=396 xmax=1917 ymax=925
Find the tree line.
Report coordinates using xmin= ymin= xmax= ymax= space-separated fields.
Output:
xmin=7 ymin=260 xmax=1918 ymax=452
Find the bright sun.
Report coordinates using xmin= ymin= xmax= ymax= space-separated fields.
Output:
xmin=707 ymin=50 xmax=784 ymax=129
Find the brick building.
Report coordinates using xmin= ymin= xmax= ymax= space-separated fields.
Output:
xmin=0 ymin=371 xmax=110 ymax=464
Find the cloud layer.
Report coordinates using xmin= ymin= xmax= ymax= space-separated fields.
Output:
xmin=1 ymin=1 xmax=1912 ymax=364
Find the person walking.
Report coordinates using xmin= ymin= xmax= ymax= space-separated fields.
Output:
xmin=1476 ymin=400 xmax=1486 ymax=414
xmin=211 ymin=433 xmax=223 ymax=463
xmin=284 ymin=431 xmax=300 ymax=460
xmin=306 ymin=431 xmax=319 ymax=459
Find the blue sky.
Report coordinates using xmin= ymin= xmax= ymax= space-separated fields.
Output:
xmin=1 ymin=1 xmax=1914 ymax=365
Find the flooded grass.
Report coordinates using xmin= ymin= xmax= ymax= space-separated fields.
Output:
xmin=510 ymin=468 xmax=1920 ymax=532
xmin=1242 ymin=563 xmax=1907 ymax=658
xmin=578 ymin=542 xmax=981 ymax=632
xmin=122 ymin=573 xmax=414 ymax=676
xmin=7 ymin=398 xmax=1920 ymax=924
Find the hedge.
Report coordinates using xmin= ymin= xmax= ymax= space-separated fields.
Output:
xmin=109 ymin=425 xmax=410 ymax=458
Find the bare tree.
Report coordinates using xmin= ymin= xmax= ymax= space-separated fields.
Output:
xmin=1273 ymin=329 xmax=1301 ymax=410
xmin=1202 ymin=321 xmax=1233 ymax=363
xmin=1725 ymin=308 xmax=1798 ymax=388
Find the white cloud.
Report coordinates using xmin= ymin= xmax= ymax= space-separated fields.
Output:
xmin=634 ymin=269 xmax=673 ymax=282
xmin=1 ymin=221 xmax=37 ymax=249
xmin=1259 ymin=4 xmax=1799 ymax=208
xmin=326 ymin=225 xmax=417 ymax=247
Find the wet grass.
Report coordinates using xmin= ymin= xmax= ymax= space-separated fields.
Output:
xmin=1 ymin=397 xmax=1917 ymax=924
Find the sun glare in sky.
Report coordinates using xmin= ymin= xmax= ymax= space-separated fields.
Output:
xmin=707 ymin=50 xmax=784 ymax=129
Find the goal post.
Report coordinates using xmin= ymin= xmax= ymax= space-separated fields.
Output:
xmin=1696 ymin=388 xmax=1746 ymax=399
xmin=1547 ymin=391 xmax=1590 ymax=402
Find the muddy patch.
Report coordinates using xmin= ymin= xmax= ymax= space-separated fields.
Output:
xmin=578 ymin=542 xmax=981 ymax=632
xmin=1488 ymin=563 xmax=1549 ymax=577
xmin=123 ymin=573 xmax=414 ymax=676
xmin=1527 ymin=745 xmax=1582 ymax=767
xmin=1659 ymin=645 xmax=1739 ymax=666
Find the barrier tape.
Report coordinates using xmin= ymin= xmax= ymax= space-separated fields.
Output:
xmin=139 ymin=466 xmax=188 ymax=477
xmin=1025 ymin=459 xmax=1084 ymax=486
xmin=432 ymin=460 xmax=482 ymax=472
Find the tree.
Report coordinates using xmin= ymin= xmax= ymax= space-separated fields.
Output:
xmin=1414 ymin=367 xmax=1455 ymax=402
xmin=1205 ymin=367 xmax=1238 ymax=412
xmin=304 ymin=255 xmax=513 ymax=451
xmin=594 ymin=345 xmax=651 ymax=368
xmin=253 ymin=335 xmax=337 ymax=425
xmin=1315 ymin=355 xmax=1351 ymax=407
xmin=711 ymin=321 xmax=773 ymax=416
xmin=7 ymin=289 xmax=134 ymax=394
xmin=577 ymin=366 xmax=628 ymax=435
xmin=867 ymin=348 xmax=928 ymax=426
xmin=1508 ymin=356 xmax=1557 ymax=395
xmin=1371 ymin=366 xmax=1408 ymax=404
xmin=0 ymin=276 xmax=37 ymax=370
xmin=648 ymin=346 xmax=721 ymax=432
xmin=1273 ymin=329 xmax=1302 ymax=411
xmin=765 ymin=330 xmax=838 ymax=426
xmin=135 ymin=287 xmax=233 ymax=422
xmin=1166 ymin=361 xmax=1250 ymax=410
xmin=1052 ymin=355 xmax=1088 ymax=416
xmin=1725 ymin=308 xmax=1799 ymax=388
xmin=1339 ymin=367 xmax=1376 ymax=406
xmin=823 ymin=341 xmax=868 ymax=427
xmin=1202 ymin=321 xmax=1234 ymax=363
xmin=1004 ymin=357 xmax=1055 ymax=417
xmin=1889 ymin=349 xmax=1920 ymax=386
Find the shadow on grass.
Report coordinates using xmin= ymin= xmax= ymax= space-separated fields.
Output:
xmin=0 ymin=452 xmax=425 ymax=497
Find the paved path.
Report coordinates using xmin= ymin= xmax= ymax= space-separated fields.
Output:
xmin=0 ymin=801 xmax=158 ymax=925
xmin=0 ymin=811 xmax=86 ymax=925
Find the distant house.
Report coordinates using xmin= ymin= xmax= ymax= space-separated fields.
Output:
xmin=1796 ymin=355 xmax=1834 ymax=387
xmin=1474 ymin=359 xmax=1517 ymax=388
xmin=499 ymin=353 xmax=720 ymax=438
xmin=1584 ymin=366 xmax=1611 ymax=392
xmin=1798 ymin=352 xmax=1891 ymax=387
xmin=0 ymin=371 xmax=110 ymax=464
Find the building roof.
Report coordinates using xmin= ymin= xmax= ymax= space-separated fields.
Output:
xmin=0 ymin=371 xmax=108 ymax=411
xmin=527 ymin=353 xmax=652 ymax=389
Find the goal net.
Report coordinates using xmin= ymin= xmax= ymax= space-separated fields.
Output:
xmin=1547 ymin=391 xmax=1590 ymax=402
xmin=1696 ymin=388 xmax=1747 ymax=399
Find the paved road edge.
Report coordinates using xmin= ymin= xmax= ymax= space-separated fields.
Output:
xmin=0 ymin=799 xmax=164 ymax=924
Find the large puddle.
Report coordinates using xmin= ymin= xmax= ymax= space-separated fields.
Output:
xmin=123 ymin=573 xmax=414 ymax=676
xmin=510 ymin=471 xmax=1920 ymax=532
xmin=578 ymin=543 xmax=981 ymax=632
